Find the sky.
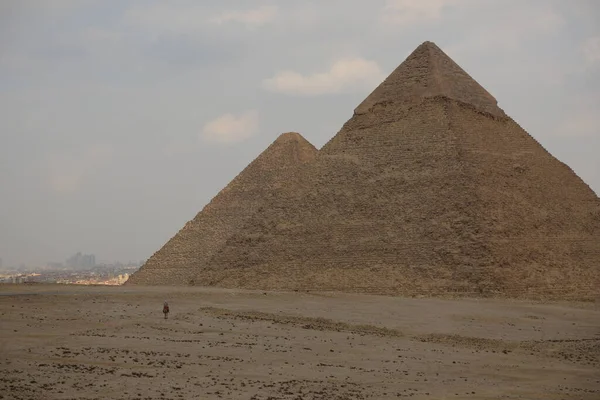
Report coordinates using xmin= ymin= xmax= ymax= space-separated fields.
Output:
xmin=0 ymin=0 xmax=599 ymax=267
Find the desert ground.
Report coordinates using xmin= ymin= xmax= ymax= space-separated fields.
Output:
xmin=1 ymin=284 xmax=599 ymax=400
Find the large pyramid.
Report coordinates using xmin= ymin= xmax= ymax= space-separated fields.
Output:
xmin=193 ymin=41 xmax=600 ymax=299
xmin=127 ymin=132 xmax=317 ymax=285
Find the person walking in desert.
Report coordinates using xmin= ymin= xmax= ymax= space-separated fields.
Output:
xmin=163 ymin=301 xmax=169 ymax=319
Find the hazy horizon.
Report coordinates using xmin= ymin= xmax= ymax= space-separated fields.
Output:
xmin=1 ymin=0 xmax=599 ymax=267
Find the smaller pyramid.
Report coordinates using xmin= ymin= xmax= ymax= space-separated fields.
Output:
xmin=126 ymin=132 xmax=317 ymax=285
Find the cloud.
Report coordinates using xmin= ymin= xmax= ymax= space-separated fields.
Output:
xmin=209 ymin=5 xmax=278 ymax=27
xmin=263 ymin=58 xmax=385 ymax=96
xmin=125 ymin=3 xmax=277 ymax=34
xmin=582 ymin=36 xmax=600 ymax=66
xmin=554 ymin=112 xmax=600 ymax=138
xmin=381 ymin=0 xmax=467 ymax=25
xmin=443 ymin=5 xmax=565 ymax=57
xmin=163 ymin=141 xmax=196 ymax=158
xmin=46 ymin=145 xmax=113 ymax=194
xmin=531 ymin=8 xmax=566 ymax=33
xmin=550 ymin=91 xmax=600 ymax=138
xmin=201 ymin=111 xmax=259 ymax=144
xmin=124 ymin=2 xmax=209 ymax=34
xmin=1 ymin=0 xmax=97 ymax=15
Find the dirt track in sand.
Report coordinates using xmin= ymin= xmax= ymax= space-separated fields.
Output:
xmin=1 ymin=284 xmax=599 ymax=399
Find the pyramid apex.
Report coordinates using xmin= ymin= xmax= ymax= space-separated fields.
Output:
xmin=354 ymin=41 xmax=505 ymax=117
xmin=275 ymin=132 xmax=306 ymax=141
xmin=420 ymin=40 xmax=438 ymax=47
xmin=273 ymin=131 xmax=315 ymax=148
xmin=257 ymin=132 xmax=317 ymax=165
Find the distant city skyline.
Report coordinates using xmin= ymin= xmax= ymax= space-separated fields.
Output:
xmin=0 ymin=254 xmax=143 ymax=271
xmin=65 ymin=252 xmax=96 ymax=269
xmin=0 ymin=263 xmax=138 ymax=285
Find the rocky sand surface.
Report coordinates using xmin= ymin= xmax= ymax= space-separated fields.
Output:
xmin=1 ymin=285 xmax=599 ymax=399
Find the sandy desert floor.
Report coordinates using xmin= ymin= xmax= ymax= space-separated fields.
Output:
xmin=0 ymin=284 xmax=599 ymax=400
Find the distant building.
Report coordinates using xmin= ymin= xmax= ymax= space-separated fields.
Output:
xmin=47 ymin=262 xmax=64 ymax=269
xmin=66 ymin=252 xmax=96 ymax=269
xmin=83 ymin=254 xmax=95 ymax=268
xmin=0 ymin=257 xmax=3 ymax=268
